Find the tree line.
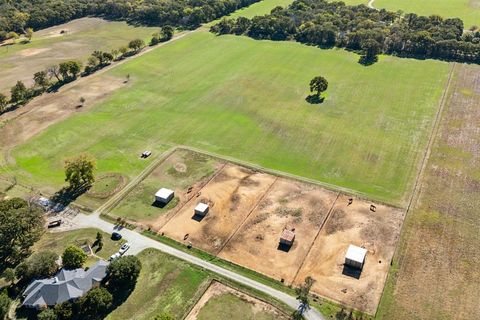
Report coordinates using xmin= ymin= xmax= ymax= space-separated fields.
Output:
xmin=0 ymin=36 xmax=155 ymax=114
xmin=0 ymin=0 xmax=261 ymax=41
xmin=210 ymin=0 xmax=480 ymax=64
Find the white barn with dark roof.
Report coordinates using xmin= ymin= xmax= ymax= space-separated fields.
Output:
xmin=22 ymin=260 xmax=108 ymax=309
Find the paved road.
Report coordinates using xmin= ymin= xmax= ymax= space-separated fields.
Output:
xmin=73 ymin=213 xmax=325 ymax=320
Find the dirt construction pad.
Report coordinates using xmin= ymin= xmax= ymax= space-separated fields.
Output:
xmin=218 ymin=179 xmax=339 ymax=284
xmin=160 ymin=164 xmax=277 ymax=255
xmin=116 ymin=150 xmax=406 ymax=314
xmin=294 ymin=195 xmax=405 ymax=314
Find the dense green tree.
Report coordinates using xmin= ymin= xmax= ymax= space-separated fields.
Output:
xmin=38 ymin=308 xmax=57 ymax=320
xmin=62 ymin=245 xmax=87 ymax=270
xmin=128 ymin=39 xmax=145 ymax=52
xmin=64 ymin=154 xmax=96 ymax=189
xmin=15 ymin=251 xmax=58 ymax=281
xmin=360 ymin=38 xmax=382 ymax=64
xmin=80 ymin=287 xmax=112 ymax=319
xmin=59 ymin=60 xmax=82 ymax=81
xmin=34 ymin=71 xmax=49 ymax=90
xmin=0 ymin=292 xmax=11 ymax=320
xmin=0 ymin=93 xmax=7 ymax=112
xmin=161 ymin=25 xmax=174 ymax=41
xmin=309 ymin=76 xmax=328 ymax=97
xmin=0 ymin=198 xmax=44 ymax=266
xmin=10 ymin=81 xmax=28 ymax=104
xmin=211 ymin=0 xmax=480 ymax=64
xmin=54 ymin=301 xmax=73 ymax=320
xmin=106 ymin=255 xmax=141 ymax=289
xmin=2 ymin=268 xmax=16 ymax=285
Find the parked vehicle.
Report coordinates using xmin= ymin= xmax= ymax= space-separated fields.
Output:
xmin=119 ymin=243 xmax=131 ymax=255
xmin=141 ymin=150 xmax=152 ymax=158
xmin=109 ymin=252 xmax=121 ymax=261
xmin=111 ymin=232 xmax=122 ymax=241
xmin=47 ymin=220 xmax=62 ymax=228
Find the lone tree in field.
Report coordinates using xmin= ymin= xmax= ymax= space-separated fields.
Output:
xmin=64 ymin=154 xmax=96 ymax=190
xmin=62 ymin=245 xmax=87 ymax=270
xmin=293 ymin=276 xmax=316 ymax=319
xmin=79 ymin=97 xmax=86 ymax=107
xmin=310 ymin=76 xmax=328 ymax=97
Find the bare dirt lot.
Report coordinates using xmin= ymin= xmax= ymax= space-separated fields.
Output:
xmin=294 ymin=195 xmax=405 ymax=314
xmin=218 ymin=179 xmax=339 ymax=284
xmin=376 ymin=64 xmax=480 ymax=320
xmin=185 ymin=281 xmax=289 ymax=320
xmin=112 ymin=149 xmax=224 ymax=228
xmin=160 ymin=164 xmax=276 ymax=255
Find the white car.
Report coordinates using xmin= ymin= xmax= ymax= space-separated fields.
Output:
xmin=109 ymin=252 xmax=121 ymax=261
xmin=119 ymin=243 xmax=131 ymax=255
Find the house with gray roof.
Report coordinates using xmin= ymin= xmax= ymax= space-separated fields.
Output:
xmin=22 ymin=260 xmax=109 ymax=309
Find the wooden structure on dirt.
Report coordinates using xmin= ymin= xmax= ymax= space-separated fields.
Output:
xmin=345 ymin=244 xmax=367 ymax=269
xmin=279 ymin=228 xmax=295 ymax=247
xmin=155 ymin=188 xmax=174 ymax=204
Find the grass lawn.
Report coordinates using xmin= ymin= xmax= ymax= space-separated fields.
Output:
xmin=196 ymin=292 xmax=281 ymax=320
xmin=0 ymin=17 xmax=158 ymax=93
xmin=7 ymin=28 xmax=450 ymax=205
xmin=34 ymin=228 xmax=125 ymax=267
xmin=113 ymin=149 xmax=218 ymax=221
xmin=226 ymin=0 xmax=294 ymax=18
xmin=106 ymin=248 xmax=211 ymax=320
xmin=342 ymin=0 xmax=480 ymax=29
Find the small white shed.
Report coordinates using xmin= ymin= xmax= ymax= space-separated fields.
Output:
xmin=194 ymin=202 xmax=209 ymax=217
xmin=345 ymin=245 xmax=367 ymax=269
xmin=155 ymin=188 xmax=174 ymax=204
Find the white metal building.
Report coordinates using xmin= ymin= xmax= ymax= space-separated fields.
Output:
xmin=155 ymin=188 xmax=174 ymax=204
xmin=194 ymin=202 xmax=209 ymax=217
xmin=345 ymin=244 xmax=367 ymax=269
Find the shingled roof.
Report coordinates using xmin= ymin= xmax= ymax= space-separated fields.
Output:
xmin=22 ymin=260 xmax=108 ymax=308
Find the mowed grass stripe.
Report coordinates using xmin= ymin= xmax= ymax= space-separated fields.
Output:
xmin=10 ymin=31 xmax=450 ymax=204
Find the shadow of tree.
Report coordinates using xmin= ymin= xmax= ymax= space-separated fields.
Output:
xmin=305 ymin=94 xmax=325 ymax=104
xmin=51 ymin=184 xmax=90 ymax=206
xmin=358 ymin=55 xmax=378 ymax=66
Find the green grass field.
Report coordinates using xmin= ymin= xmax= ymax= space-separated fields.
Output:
xmin=106 ymin=248 xmax=211 ymax=320
xmin=342 ymin=0 xmax=480 ymax=29
xmin=196 ymin=292 xmax=282 ymax=320
xmin=6 ymin=28 xmax=450 ymax=204
xmin=113 ymin=150 xmax=217 ymax=221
